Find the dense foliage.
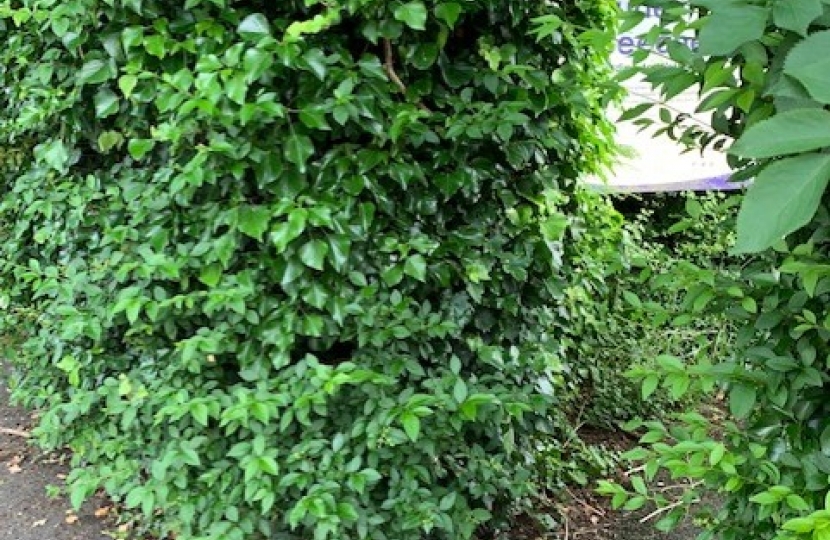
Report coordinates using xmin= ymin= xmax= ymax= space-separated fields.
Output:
xmin=602 ymin=2 xmax=830 ymax=540
xmin=0 ymin=1 xmax=623 ymax=538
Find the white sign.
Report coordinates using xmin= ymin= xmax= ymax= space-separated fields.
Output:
xmin=587 ymin=2 xmax=736 ymax=193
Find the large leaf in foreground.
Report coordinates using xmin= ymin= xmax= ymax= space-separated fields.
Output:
xmin=729 ymin=109 xmax=830 ymax=159
xmin=734 ymin=152 xmax=830 ymax=253
xmin=784 ymin=30 xmax=830 ymax=103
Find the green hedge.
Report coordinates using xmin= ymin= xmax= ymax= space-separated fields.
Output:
xmin=0 ymin=1 xmax=619 ymax=538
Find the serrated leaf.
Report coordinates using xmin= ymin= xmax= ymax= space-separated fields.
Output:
xmin=734 ymin=153 xmax=830 ymax=253
xmin=394 ymin=1 xmax=428 ymax=30
xmin=237 ymin=205 xmax=271 ymax=241
xmin=730 ymin=109 xmax=830 ymax=159
xmin=698 ymin=6 xmax=769 ymax=56
xmin=238 ymin=13 xmax=271 ymax=38
xmin=773 ymin=0 xmax=822 ymax=35
xmin=784 ymin=30 xmax=830 ymax=103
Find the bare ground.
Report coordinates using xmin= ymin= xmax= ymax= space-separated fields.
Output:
xmin=0 ymin=382 xmax=117 ymax=540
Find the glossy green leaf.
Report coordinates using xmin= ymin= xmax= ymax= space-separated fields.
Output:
xmin=299 ymin=239 xmax=329 ymax=271
xmin=394 ymin=1 xmax=428 ymax=30
xmin=77 ymin=59 xmax=115 ymax=85
xmin=237 ymin=205 xmax=271 ymax=241
xmin=284 ymin=134 xmax=314 ymax=171
xmin=238 ymin=13 xmax=271 ymax=38
xmin=403 ymin=254 xmax=427 ymax=281
xmin=94 ymin=88 xmax=119 ymax=118
xmin=434 ymin=3 xmax=462 ymax=28
xmin=400 ymin=412 xmax=421 ymax=442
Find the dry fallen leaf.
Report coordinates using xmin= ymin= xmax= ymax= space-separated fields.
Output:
xmin=65 ymin=514 xmax=78 ymax=525
xmin=7 ymin=463 xmax=22 ymax=474
xmin=94 ymin=506 xmax=112 ymax=518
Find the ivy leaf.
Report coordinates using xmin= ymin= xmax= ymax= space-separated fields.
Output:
xmin=238 ymin=13 xmax=271 ymax=38
xmin=729 ymin=109 xmax=830 ymax=159
xmin=434 ymin=3 xmax=462 ymax=28
xmin=118 ymin=74 xmax=138 ymax=98
xmin=773 ymin=0 xmax=822 ymax=36
xmin=237 ymin=205 xmax=271 ymax=241
xmin=734 ymin=153 xmax=830 ymax=253
xmin=38 ymin=140 xmax=69 ymax=171
xmin=299 ymin=239 xmax=329 ymax=271
xmin=77 ymin=58 xmax=116 ymax=86
xmin=128 ymin=138 xmax=156 ymax=160
xmin=394 ymin=1 xmax=428 ymax=30
xmin=284 ymin=134 xmax=314 ymax=172
xmin=94 ymin=88 xmax=119 ymax=118
xmin=697 ymin=6 xmax=769 ymax=56
xmin=784 ymin=30 xmax=830 ymax=104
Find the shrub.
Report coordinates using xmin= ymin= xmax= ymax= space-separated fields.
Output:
xmin=601 ymin=2 xmax=830 ymax=539
xmin=0 ymin=1 xmax=620 ymax=539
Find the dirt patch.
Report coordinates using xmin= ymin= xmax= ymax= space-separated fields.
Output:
xmin=0 ymin=380 xmax=117 ymax=540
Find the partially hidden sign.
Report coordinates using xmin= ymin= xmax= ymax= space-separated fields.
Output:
xmin=586 ymin=2 xmax=739 ymax=193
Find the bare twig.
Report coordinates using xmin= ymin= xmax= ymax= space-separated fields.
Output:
xmin=382 ymin=39 xmax=430 ymax=112
xmin=0 ymin=426 xmax=30 ymax=438
xmin=639 ymin=495 xmax=700 ymax=524
xmin=383 ymin=38 xmax=408 ymax=94
xmin=564 ymin=486 xmax=606 ymax=517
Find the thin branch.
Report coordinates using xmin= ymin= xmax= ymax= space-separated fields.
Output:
xmin=383 ymin=38 xmax=409 ymax=94
xmin=624 ymin=88 xmax=714 ymax=131
xmin=639 ymin=494 xmax=700 ymax=524
xmin=564 ymin=486 xmax=606 ymax=517
xmin=382 ymin=39 xmax=430 ymax=112
xmin=0 ymin=426 xmax=30 ymax=438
